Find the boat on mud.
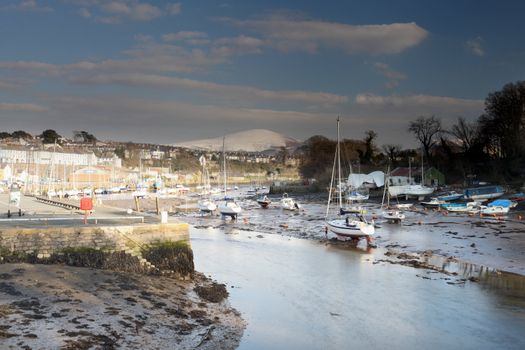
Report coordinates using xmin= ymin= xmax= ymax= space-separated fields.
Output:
xmin=382 ymin=210 xmax=405 ymax=223
xmin=440 ymin=202 xmax=481 ymax=213
xmin=395 ymin=203 xmax=413 ymax=210
xmin=437 ymin=191 xmax=464 ymax=201
xmin=325 ymin=117 xmax=375 ymax=241
xmin=420 ymin=197 xmax=446 ymax=208
xmin=198 ymin=199 xmax=217 ymax=213
xmin=257 ymin=195 xmax=272 ymax=208
xmin=217 ymin=137 xmax=242 ymax=219
xmin=339 ymin=205 xmax=367 ymax=215
xmin=464 ymin=185 xmax=505 ymax=200
xmin=479 ymin=199 xmax=516 ymax=216
xmin=280 ymin=193 xmax=301 ymax=211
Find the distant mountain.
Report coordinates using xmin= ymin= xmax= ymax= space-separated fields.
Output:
xmin=175 ymin=129 xmax=300 ymax=152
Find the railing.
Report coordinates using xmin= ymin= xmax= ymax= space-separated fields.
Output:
xmin=35 ymin=196 xmax=80 ymax=210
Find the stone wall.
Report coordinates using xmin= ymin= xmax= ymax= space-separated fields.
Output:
xmin=0 ymin=223 xmax=189 ymax=269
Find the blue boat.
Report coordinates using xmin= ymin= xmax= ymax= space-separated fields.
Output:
xmin=440 ymin=202 xmax=480 ymax=212
xmin=487 ymin=199 xmax=514 ymax=208
xmin=464 ymin=185 xmax=505 ymax=200
xmin=437 ymin=191 xmax=464 ymax=202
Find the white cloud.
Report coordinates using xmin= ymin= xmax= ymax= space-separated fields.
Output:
xmin=355 ymin=93 xmax=483 ymax=110
xmin=373 ymin=62 xmax=406 ymax=88
xmin=64 ymin=0 xmax=166 ymax=22
xmin=131 ymin=3 xmax=161 ymax=20
xmin=466 ymin=37 xmax=484 ymax=56
xmin=1 ymin=0 xmax=53 ymax=12
xmin=79 ymin=7 xmax=91 ymax=17
xmin=166 ymin=2 xmax=181 ymax=15
xmin=69 ymin=73 xmax=349 ymax=106
xmin=0 ymin=102 xmax=48 ymax=112
xmin=229 ymin=15 xmax=429 ymax=54
xmin=212 ymin=35 xmax=264 ymax=56
xmin=162 ymin=31 xmax=210 ymax=45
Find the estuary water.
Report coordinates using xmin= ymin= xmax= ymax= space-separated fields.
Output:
xmin=191 ymin=226 xmax=525 ymax=350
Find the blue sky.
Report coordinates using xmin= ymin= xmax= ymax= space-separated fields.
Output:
xmin=0 ymin=0 xmax=524 ymax=146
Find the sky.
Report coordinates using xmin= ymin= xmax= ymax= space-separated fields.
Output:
xmin=0 ymin=0 xmax=524 ymax=147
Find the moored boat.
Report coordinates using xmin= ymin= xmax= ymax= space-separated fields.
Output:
xmin=395 ymin=203 xmax=413 ymax=210
xmin=440 ymin=201 xmax=480 ymax=212
xmin=464 ymin=185 xmax=505 ymax=200
xmin=326 ymin=216 xmax=375 ymax=240
xmin=257 ymin=195 xmax=272 ymax=208
xmin=218 ymin=137 xmax=242 ymax=219
xmin=280 ymin=193 xmax=300 ymax=211
xmin=437 ymin=191 xmax=464 ymax=201
xmin=325 ymin=117 xmax=375 ymax=241
xmin=198 ymin=199 xmax=217 ymax=213
xmin=382 ymin=210 xmax=405 ymax=223
xmin=420 ymin=197 xmax=446 ymax=208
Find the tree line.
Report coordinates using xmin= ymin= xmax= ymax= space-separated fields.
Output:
xmin=298 ymin=81 xmax=525 ymax=187
xmin=0 ymin=129 xmax=97 ymax=144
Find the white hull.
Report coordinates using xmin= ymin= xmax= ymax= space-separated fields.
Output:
xmin=468 ymin=192 xmax=505 ymax=200
xmin=382 ymin=210 xmax=405 ymax=221
xmin=481 ymin=206 xmax=509 ymax=215
xmin=198 ymin=200 xmax=217 ymax=212
xmin=345 ymin=193 xmax=369 ymax=202
xmin=326 ymin=219 xmax=375 ymax=238
xmin=389 ymin=184 xmax=434 ymax=197
xmin=395 ymin=203 xmax=413 ymax=210
xmin=218 ymin=200 xmax=242 ymax=216
xmin=281 ymin=197 xmax=300 ymax=211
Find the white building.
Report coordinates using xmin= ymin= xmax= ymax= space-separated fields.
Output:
xmin=0 ymin=147 xmax=98 ymax=166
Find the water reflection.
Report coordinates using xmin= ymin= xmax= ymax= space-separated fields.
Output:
xmin=191 ymin=226 xmax=525 ymax=350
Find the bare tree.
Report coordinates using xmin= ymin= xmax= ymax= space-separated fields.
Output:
xmin=449 ymin=117 xmax=478 ymax=153
xmin=408 ymin=116 xmax=442 ymax=161
xmin=382 ymin=144 xmax=402 ymax=164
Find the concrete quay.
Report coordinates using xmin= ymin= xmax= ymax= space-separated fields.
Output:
xmin=0 ymin=193 xmax=190 ymax=271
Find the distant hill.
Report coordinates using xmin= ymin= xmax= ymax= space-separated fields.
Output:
xmin=175 ymin=129 xmax=300 ymax=152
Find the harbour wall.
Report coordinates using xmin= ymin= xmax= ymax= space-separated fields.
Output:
xmin=0 ymin=223 xmax=192 ymax=276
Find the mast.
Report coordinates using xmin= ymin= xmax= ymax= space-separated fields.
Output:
xmin=420 ymin=148 xmax=424 ymax=186
xmin=222 ymin=137 xmax=226 ymax=194
xmin=337 ymin=117 xmax=342 ymax=208
xmin=408 ymin=157 xmax=412 ymax=185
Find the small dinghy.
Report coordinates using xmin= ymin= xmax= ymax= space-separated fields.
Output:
xmin=280 ymin=193 xmax=301 ymax=211
xmin=257 ymin=195 xmax=272 ymax=208
xmin=420 ymin=197 xmax=446 ymax=208
xmin=382 ymin=210 xmax=405 ymax=223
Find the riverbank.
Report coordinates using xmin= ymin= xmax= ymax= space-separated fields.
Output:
xmin=0 ymin=263 xmax=245 ymax=349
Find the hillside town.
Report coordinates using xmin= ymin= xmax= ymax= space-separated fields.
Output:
xmin=0 ymin=129 xmax=300 ymax=196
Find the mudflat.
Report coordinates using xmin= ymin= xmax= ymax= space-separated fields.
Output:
xmin=0 ymin=263 xmax=245 ymax=349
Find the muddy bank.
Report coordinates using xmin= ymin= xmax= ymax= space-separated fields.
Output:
xmin=0 ymin=263 xmax=245 ymax=349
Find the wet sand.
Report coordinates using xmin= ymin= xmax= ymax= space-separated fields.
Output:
xmin=0 ymin=264 xmax=245 ymax=349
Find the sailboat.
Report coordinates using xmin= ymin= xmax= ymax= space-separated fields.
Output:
xmin=345 ymin=163 xmax=370 ymax=202
xmin=197 ymin=155 xmax=217 ymax=213
xmin=217 ymin=137 xmax=242 ymax=219
xmin=388 ymin=152 xmax=434 ymax=198
xmin=381 ymin=166 xmax=405 ymax=223
xmin=325 ymin=117 xmax=375 ymax=241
